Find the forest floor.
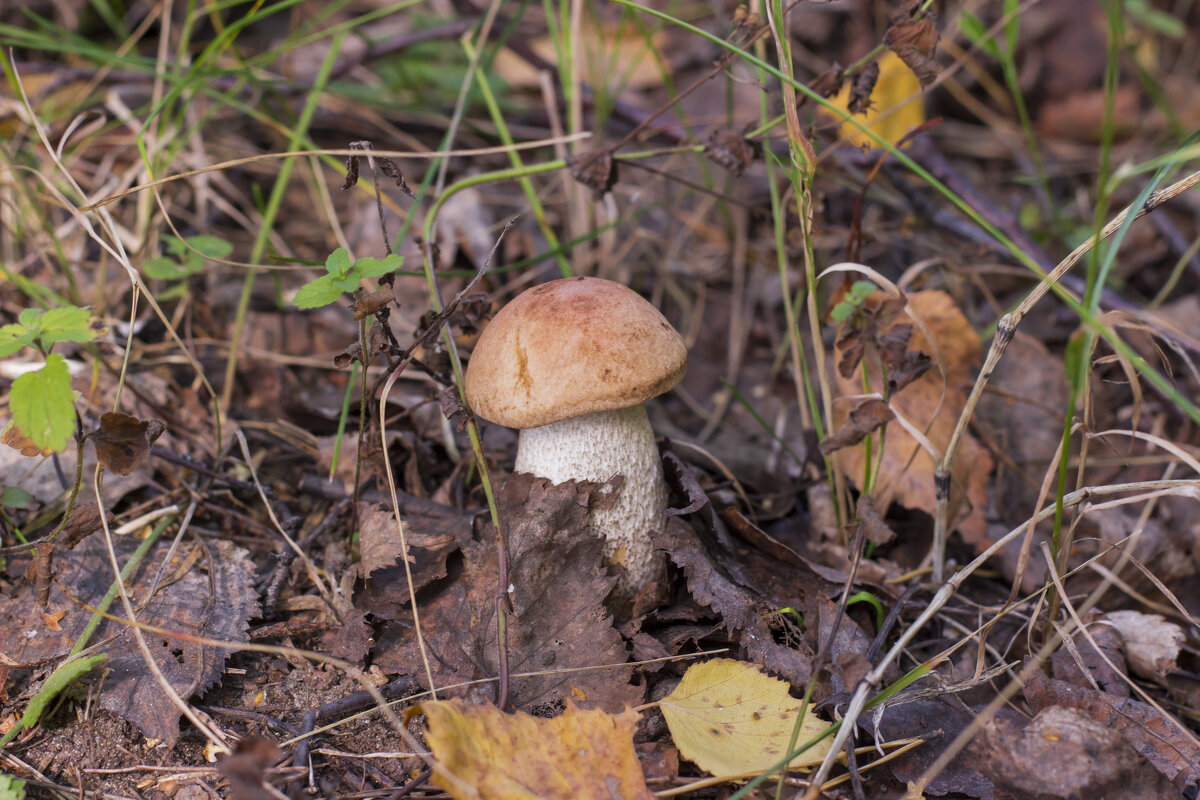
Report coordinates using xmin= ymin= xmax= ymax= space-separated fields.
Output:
xmin=1 ymin=0 xmax=1199 ymax=798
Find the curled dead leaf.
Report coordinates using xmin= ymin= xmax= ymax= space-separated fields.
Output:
xmin=89 ymin=412 xmax=165 ymax=476
xmin=819 ymin=398 xmax=895 ymax=455
xmin=884 ymin=9 xmax=939 ymax=88
xmin=848 ymin=62 xmax=880 ymax=115
xmin=2 ymin=420 xmax=55 ymax=457
xmin=704 ymin=129 xmax=762 ymax=176
xmin=569 ymin=149 xmax=618 ymax=197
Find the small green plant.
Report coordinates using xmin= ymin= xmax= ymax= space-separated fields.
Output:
xmin=143 ymin=234 xmax=234 ymax=281
xmin=828 ymin=279 xmax=879 ymax=323
xmin=292 ymin=248 xmax=403 ymax=309
xmin=0 ymin=772 xmax=27 ymax=800
xmin=0 ymin=307 xmax=104 ymax=453
xmin=0 ymin=653 xmax=107 ymax=749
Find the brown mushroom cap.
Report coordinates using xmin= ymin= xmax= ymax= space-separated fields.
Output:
xmin=464 ymin=276 xmax=687 ymax=429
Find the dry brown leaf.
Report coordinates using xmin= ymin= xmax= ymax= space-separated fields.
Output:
xmin=1104 ymin=610 xmax=1184 ymax=683
xmin=834 ymin=290 xmax=993 ymax=549
xmin=2 ymin=420 xmax=53 ymax=457
xmin=820 ymin=398 xmax=895 ymax=456
xmin=1024 ymin=663 xmax=1200 ymax=788
xmin=463 ymin=473 xmax=642 ymax=712
xmin=884 ymin=6 xmax=939 ymax=88
xmin=423 ymin=699 xmax=653 ymax=800
xmin=89 ymin=412 xmax=165 ymax=476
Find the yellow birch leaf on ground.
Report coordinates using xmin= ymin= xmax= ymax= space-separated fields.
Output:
xmin=422 ymin=699 xmax=653 ymax=800
xmin=659 ymin=659 xmax=831 ymax=777
xmin=821 ymin=51 xmax=925 ymax=148
xmin=833 ymin=290 xmax=994 ymax=549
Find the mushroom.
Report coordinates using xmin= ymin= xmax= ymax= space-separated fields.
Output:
xmin=464 ymin=276 xmax=687 ymax=598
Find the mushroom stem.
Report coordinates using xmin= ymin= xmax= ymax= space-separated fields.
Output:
xmin=514 ymin=404 xmax=666 ymax=597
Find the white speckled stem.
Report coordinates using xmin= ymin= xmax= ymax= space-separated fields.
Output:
xmin=514 ymin=405 xmax=666 ymax=598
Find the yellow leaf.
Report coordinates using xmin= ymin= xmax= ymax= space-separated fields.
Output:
xmin=822 ymin=51 xmax=925 ymax=148
xmin=659 ymin=659 xmax=831 ymax=778
xmin=422 ymin=699 xmax=653 ymax=800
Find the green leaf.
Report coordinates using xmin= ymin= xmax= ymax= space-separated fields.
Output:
xmin=0 ymin=773 xmax=26 ymax=800
xmin=330 ymin=274 xmax=360 ymax=292
xmin=353 ymin=253 xmax=403 ymax=278
xmin=0 ymin=654 xmax=106 ymax=749
xmin=144 ymin=256 xmax=188 ymax=280
xmin=829 ymin=280 xmax=879 ymax=323
xmin=847 ymin=280 xmax=878 ymax=304
xmin=0 ymin=486 xmax=34 ymax=507
xmin=830 ymin=300 xmax=857 ymax=323
xmin=17 ymin=308 xmax=42 ymax=329
xmin=847 ymin=590 xmax=885 ymax=630
xmin=1002 ymin=0 xmax=1019 ymax=60
xmin=9 ymin=354 xmax=76 ymax=453
xmin=1126 ymin=0 xmax=1185 ymax=37
xmin=293 ymin=276 xmax=344 ymax=308
xmin=960 ymin=11 xmax=1001 ymax=58
xmin=183 ymin=235 xmax=233 ymax=275
xmin=38 ymin=306 xmax=99 ymax=346
xmin=0 ymin=324 xmax=34 ymax=358
xmin=324 ymin=247 xmax=352 ymax=277
xmin=186 ymin=235 xmax=233 ymax=259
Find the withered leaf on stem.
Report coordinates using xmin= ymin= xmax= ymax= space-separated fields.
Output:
xmin=439 ymin=386 xmax=469 ymax=431
xmin=352 ymin=285 xmax=395 ymax=320
xmin=855 ymin=494 xmax=897 ymax=546
xmin=835 ymin=291 xmax=909 ymax=378
xmin=89 ymin=412 xmax=165 ymax=476
xmin=569 ymin=149 xmax=619 ymax=197
xmin=807 ymin=65 xmax=845 ymax=100
xmin=876 ymin=321 xmax=933 ymax=393
xmin=376 ymin=156 xmax=416 ymax=198
xmin=2 ymin=421 xmax=55 ymax=457
xmin=847 ymin=61 xmax=880 ymax=115
xmin=333 ymin=342 xmax=362 ymax=369
xmin=819 ymin=398 xmax=894 ymax=455
xmin=704 ymin=129 xmax=762 ymax=176
xmin=884 ymin=10 xmax=940 ymax=89
xmin=342 ymin=142 xmax=415 ymax=196
xmin=342 ymin=151 xmax=361 ymax=190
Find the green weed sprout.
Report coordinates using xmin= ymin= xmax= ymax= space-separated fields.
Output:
xmin=0 ymin=307 xmax=104 ymax=452
xmin=829 ymin=280 xmax=880 ymax=323
xmin=292 ymin=247 xmax=403 ymax=309
xmin=143 ymin=235 xmax=233 ymax=281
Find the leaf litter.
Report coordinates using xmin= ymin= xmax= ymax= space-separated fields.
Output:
xmin=2 ymin=2 xmax=1200 ymax=798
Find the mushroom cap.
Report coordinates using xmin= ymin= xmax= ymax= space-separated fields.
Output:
xmin=464 ymin=276 xmax=687 ymax=429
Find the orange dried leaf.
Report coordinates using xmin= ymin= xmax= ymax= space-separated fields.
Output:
xmin=1 ymin=421 xmax=53 ymax=458
xmin=833 ymin=291 xmax=993 ymax=549
xmin=422 ymin=699 xmax=653 ymax=800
